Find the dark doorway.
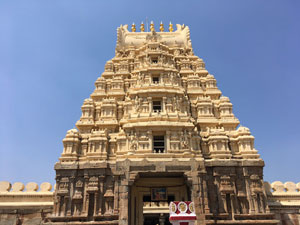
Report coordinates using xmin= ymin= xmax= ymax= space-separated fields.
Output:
xmin=144 ymin=214 xmax=172 ymax=225
xmin=144 ymin=214 xmax=159 ymax=225
xmin=153 ymin=101 xmax=162 ymax=112
xmin=153 ymin=136 xmax=165 ymax=153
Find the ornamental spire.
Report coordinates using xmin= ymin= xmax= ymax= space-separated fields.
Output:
xmin=160 ymin=21 xmax=164 ymax=32
xmin=169 ymin=22 xmax=174 ymax=32
xmin=150 ymin=21 xmax=155 ymax=32
xmin=140 ymin=22 xmax=145 ymax=32
xmin=131 ymin=23 xmax=136 ymax=32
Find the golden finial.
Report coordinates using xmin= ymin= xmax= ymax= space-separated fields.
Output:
xmin=131 ymin=23 xmax=136 ymax=32
xmin=169 ymin=22 xmax=174 ymax=32
xmin=140 ymin=22 xmax=145 ymax=32
xmin=159 ymin=21 xmax=164 ymax=32
xmin=150 ymin=21 xmax=155 ymax=32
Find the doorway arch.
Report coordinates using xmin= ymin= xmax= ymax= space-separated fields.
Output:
xmin=129 ymin=172 xmax=190 ymax=225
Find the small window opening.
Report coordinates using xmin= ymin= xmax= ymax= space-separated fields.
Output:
xmin=153 ymin=101 xmax=162 ymax=112
xmin=152 ymin=58 xmax=158 ymax=64
xmin=152 ymin=76 xmax=159 ymax=83
xmin=153 ymin=136 xmax=165 ymax=153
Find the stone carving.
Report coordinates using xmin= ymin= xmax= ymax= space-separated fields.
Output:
xmin=48 ymin=23 xmax=277 ymax=225
xmin=220 ymin=175 xmax=233 ymax=193
xmin=73 ymin=180 xmax=83 ymax=199
xmin=57 ymin=177 xmax=69 ymax=195
xmin=180 ymin=130 xmax=190 ymax=150
xmin=1 ymin=22 xmax=299 ymax=225
xmin=129 ymin=135 xmax=138 ymax=152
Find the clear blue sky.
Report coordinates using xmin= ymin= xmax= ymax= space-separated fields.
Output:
xmin=1 ymin=0 xmax=299 ymax=185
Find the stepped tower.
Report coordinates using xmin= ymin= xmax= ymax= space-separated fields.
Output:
xmin=50 ymin=23 xmax=277 ymax=225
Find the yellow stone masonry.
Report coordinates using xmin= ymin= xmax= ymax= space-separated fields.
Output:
xmin=58 ymin=23 xmax=259 ymax=164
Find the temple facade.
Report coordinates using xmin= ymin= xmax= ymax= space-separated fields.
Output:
xmin=1 ymin=23 xmax=299 ymax=225
xmin=49 ymin=22 xmax=274 ymax=225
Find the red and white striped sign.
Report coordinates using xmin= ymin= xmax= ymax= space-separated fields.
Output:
xmin=169 ymin=201 xmax=196 ymax=225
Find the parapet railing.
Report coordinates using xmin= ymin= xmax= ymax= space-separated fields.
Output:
xmin=264 ymin=181 xmax=300 ymax=209
xmin=0 ymin=181 xmax=54 ymax=208
xmin=0 ymin=181 xmax=54 ymax=193
xmin=1 ymin=181 xmax=300 ymax=210
xmin=264 ymin=181 xmax=300 ymax=195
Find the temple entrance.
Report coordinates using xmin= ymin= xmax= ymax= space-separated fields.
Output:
xmin=130 ymin=173 xmax=189 ymax=225
xmin=144 ymin=214 xmax=171 ymax=225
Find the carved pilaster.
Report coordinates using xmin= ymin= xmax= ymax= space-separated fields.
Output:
xmin=113 ymin=175 xmax=120 ymax=214
xmin=98 ymin=176 xmax=105 ymax=215
xmin=119 ymin=179 xmax=130 ymax=225
xmin=67 ymin=176 xmax=75 ymax=216
xmin=82 ymin=176 xmax=89 ymax=215
xmin=166 ymin=131 xmax=171 ymax=153
xmin=94 ymin=192 xmax=98 ymax=216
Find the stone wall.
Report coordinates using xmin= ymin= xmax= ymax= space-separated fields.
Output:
xmin=265 ymin=181 xmax=300 ymax=225
xmin=1 ymin=180 xmax=300 ymax=225
xmin=0 ymin=181 xmax=54 ymax=225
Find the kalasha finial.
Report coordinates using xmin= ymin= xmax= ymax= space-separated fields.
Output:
xmin=131 ymin=23 xmax=136 ymax=32
xmin=169 ymin=22 xmax=174 ymax=32
xmin=160 ymin=21 xmax=164 ymax=32
xmin=150 ymin=21 xmax=155 ymax=32
xmin=140 ymin=22 xmax=145 ymax=32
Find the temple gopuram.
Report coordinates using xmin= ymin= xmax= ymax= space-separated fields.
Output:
xmin=1 ymin=22 xmax=300 ymax=225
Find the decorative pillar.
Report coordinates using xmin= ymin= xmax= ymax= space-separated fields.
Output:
xmin=221 ymin=193 xmax=227 ymax=213
xmin=63 ymin=196 xmax=68 ymax=216
xmin=119 ymin=183 xmax=129 ymax=225
xmin=147 ymin=97 xmax=152 ymax=114
xmin=166 ymin=131 xmax=171 ymax=153
xmin=199 ymin=174 xmax=210 ymax=214
xmin=82 ymin=176 xmax=89 ymax=215
xmin=191 ymin=173 xmax=202 ymax=225
xmin=230 ymin=194 xmax=235 ymax=220
xmin=188 ymin=131 xmax=192 ymax=152
xmin=67 ymin=177 xmax=74 ymax=216
xmin=54 ymin=195 xmax=60 ymax=216
xmin=261 ymin=180 xmax=270 ymax=213
xmin=98 ymin=176 xmax=105 ymax=215
xmin=148 ymin=130 xmax=153 ymax=151
xmin=188 ymin=171 xmax=208 ymax=225
xmin=253 ymin=194 xmax=258 ymax=213
xmin=244 ymin=175 xmax=255 ymax=214
xmin=94 ymin=192 xmax=99 ymax=216
xmin=114 ymin=175 xmax=120 ymax=214
xmin=162 ymin=97 xmax=167 ymax=113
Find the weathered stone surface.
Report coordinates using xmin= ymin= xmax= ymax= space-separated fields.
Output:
xmin=40 ymin=182 xmax=52 ymax=192
xmin=25 ymin=182 xmax=38 ymax=192
xmin=11 ymin=182 xmax=24 ymax=192
xmin=48 ymin=22 xmax=275 ymax=225
xmin=1 ymin=23 xmax=299 ymax=225
xmin=0 ymin=181 xmax=11 ymax=192
xmin=285 ymin=181 xmax=297 ymax=192
xmin=272 ymin=181 xmax=285 ymax=193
